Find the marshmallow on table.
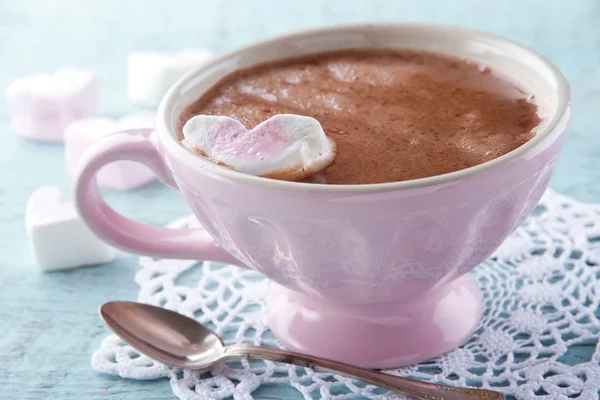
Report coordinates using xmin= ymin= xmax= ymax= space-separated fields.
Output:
xmin=182 ymin=114 xmax=336 ymax=181
xmin=128 ymin=49 xmax=214 ymax=108
xmin=26 ymin=186 xmax=115 ymax=271
xmin=65 ymin=112 xmax=156 ymax=191
xmin=6 ymin=68 xmax=97 ymax=142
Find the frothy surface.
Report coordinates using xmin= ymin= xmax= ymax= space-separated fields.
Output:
xmin=179 ymin=50 xmax=541 ymax=184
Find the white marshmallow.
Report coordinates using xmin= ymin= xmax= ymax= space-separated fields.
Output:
xmin=26 ymin=186 xmax=116 ymax=271
xmin=182 ymin=114 xmax=336 ymax=181
xmin=127 ymin=49 xmax=214 ymax=108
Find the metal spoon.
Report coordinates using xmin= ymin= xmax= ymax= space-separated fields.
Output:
xmin=100 ymin=301 xmax=503 ymax=400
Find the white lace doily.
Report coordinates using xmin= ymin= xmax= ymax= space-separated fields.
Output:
xmin=92 ymin=189 xmax=600 ymax=400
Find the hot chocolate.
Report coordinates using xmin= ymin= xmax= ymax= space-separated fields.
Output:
xmin=179 ymin=49 xmax=541 ymax=184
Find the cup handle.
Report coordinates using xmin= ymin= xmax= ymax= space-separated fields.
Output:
xmin=73 ymin=129 xmax=240 ymax=264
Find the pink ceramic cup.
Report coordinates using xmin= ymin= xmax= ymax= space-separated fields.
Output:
xmin=73 ymin=23 xmax=571 ymax=368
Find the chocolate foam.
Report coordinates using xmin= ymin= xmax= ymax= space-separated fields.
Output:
xmin=179 ymin=49 xmax=540 ymax=184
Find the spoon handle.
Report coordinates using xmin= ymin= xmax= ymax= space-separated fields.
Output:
xmin=223 ymin=344 xmax=502 ymax=400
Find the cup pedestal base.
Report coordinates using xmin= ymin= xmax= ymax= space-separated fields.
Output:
xmin=267 ymin=275 xmax=483 ymax=369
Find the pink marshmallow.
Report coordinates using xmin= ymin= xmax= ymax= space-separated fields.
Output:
xmin=65 ymin=112 xmax=156 ymax=190
xmin=182 ymin=114 xmax=336 ymax=181
xmin=6 ymin=68 xmax=97 ymax=142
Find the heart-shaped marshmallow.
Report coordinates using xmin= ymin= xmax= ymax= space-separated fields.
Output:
xmin=182 ymin=114 xmax=336 ymax=181
xmin=6 ymin=68 xmax=97 ymax=142
xmin=127 ymin=49 xmax=214 ymax=108
xmin=26 ymin=186 xmax=116 ymax=271
xmin=65 ymin=112 xmax=156 ymax=190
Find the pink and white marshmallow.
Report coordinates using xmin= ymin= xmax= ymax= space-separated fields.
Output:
xmin=182 ymin=114 xmax=336 ymax=181
xmin=65 ymin=112 xmax=156 ymax=190
xmin=6 ymin=68 xmax=97 ymax=142
xmin=26 ymin=186 xmax=116 ymax=271
xmin=127 ymin=49 xmax=214 ymax=108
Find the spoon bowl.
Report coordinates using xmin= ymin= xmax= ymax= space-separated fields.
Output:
xmin=100 ymin=301 xmax=504 ymax=400
xmin=100 ymin=301 xmax=225 ymax=369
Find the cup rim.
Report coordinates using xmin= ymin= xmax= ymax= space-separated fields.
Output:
xmin=157 ymin=22 xmax=571 ymax=193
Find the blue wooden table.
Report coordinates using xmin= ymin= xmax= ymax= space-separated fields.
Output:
xmin=1 ymin=0 xmax=598 ymax=398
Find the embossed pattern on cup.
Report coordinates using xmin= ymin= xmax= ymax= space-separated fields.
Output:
xmin=170 ymin=109 xmax=569 ymax=305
